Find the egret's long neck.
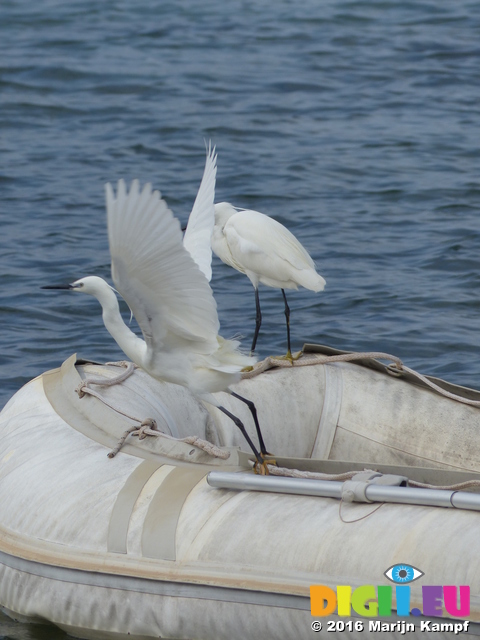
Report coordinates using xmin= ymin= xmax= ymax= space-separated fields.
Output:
xmin=93 ymin=286 xmax=147 ymax=366
xmin=212 ymin=204 xmax=241 ymax=269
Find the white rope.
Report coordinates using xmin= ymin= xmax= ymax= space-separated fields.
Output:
xmin=107 ymin=418 xmax=230 ymax=459
xmin=263 ymin=464 xmax=480 ymax=492
xmin=77 ymin=385 xmax=144 ymax=423
xmin=77 ymin=360 xmax=183 ymax=436
xmin=74 ymin=364 xmax=230 ymax=461
xmin=76 ymin=360 xmax=142 ymax=421
xmin=78 ymin=361 xmax=137 ymax=388
xmin=75 ymin=360 xmax=230 ymax=460
xmin=242 ymin=351 xmax=480 ymax=410
xmin=264 ymin=464 xmax=480 ymax=521
xmin=400 ymin=363 xmax=480 ymax=408
xmin=241 ymin=351 xmax=403 ymax=378
xmin=265 ymin=465 xmax=363 ymax=481
xmin=76 ymin=354 xmax=480 ymax=470
xmin=408 ymin=478 xmax=480 ymax=491
xmin=107 ymin=426 xmax=138 ymax=459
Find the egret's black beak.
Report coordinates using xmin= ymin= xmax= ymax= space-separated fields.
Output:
xmin=41 ymin=284 xmax=74 ymax=290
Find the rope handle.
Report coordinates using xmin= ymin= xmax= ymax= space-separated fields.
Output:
xmin=75 ymin=363 xmax=231 ymax=461
xmin=264 ymin=464 xmax=480 ymax=491
xmin=107 ymin=418 xmax=230 ymax=459
xmin=243 ymin=351 xmax=480 ymax=409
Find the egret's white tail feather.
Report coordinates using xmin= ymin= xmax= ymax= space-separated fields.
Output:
xmin=295 ymin=269 xmax=326 ymax=293
xmin=211 ymin=336 xmax=257 ymax=370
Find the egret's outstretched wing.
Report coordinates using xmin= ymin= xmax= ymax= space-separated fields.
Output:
xmin=183 ymin=142 xmax=217 ymax=281
xmin=106 ymin=179 xmax=220 ymax=353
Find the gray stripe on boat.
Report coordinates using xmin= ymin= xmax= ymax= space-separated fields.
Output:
xmin=0 ymin=549 xmax=310 ymax=611
xmin=108 ymin=460 xmax=163 ymax=554
xmin=142 ymin=467 xmax=208 ymax=561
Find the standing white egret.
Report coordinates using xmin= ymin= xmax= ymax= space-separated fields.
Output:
xmin=42 ymin=179 xmax=270 ymax=469
xmin=211 ymin=203 xmax=326 ymax=359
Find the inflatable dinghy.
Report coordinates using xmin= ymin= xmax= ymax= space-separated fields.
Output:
xmin=0 ymin=345 xmax=479 ymax=639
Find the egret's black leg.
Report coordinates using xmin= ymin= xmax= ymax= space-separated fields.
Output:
xmin=250 ymin=287 xmax=262 ymax=354
xmin=217 ymin=405 xmax=264 ymax=466
xmin=230 ymin=391 xmax=268 ymax=456
xmin=281 ymin=288 xmax=292 ymax=357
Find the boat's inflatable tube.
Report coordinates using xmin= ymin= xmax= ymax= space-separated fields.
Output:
xmin=220 ymin=344 xmax=480 ymax=472
xmin=0 ymin=352 xmax=478 ymax=639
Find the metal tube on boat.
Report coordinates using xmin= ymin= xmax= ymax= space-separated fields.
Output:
xmin=207 ymin=472 xmax=480 ymax=512
xmin=363 ymin=484 xmax=455 ymax=508
xmin=207 ymin=472 xmax=343 ymax=499
xmin=450 ymin=490 xmax=480 ymax=511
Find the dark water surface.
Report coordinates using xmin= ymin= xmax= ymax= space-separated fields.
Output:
xmin=1 ymin=0 xmax=480 ymax=637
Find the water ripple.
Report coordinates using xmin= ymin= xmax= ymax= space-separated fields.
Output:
xmin=1 ymin=0 xmax=480 ymax=402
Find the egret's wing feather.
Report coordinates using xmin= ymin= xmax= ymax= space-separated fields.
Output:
xmin=106 ymin=179 xmax=220 ymax=352
xmin=183 ymin=142 xmax=217 ymax=281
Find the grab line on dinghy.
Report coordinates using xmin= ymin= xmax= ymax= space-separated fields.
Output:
xmin=76 ymin=361 xmax=180 ymax=437
xmin=107 ymin=418 xmax=231 ymax=460
xmin=42 ymin=355 xmax=246 ymax=468
xmin=243 ymin=344 xmax=480 ymax=410
xmin=73 ymin=361 xmax=232 ymax=460
xmin=260 ymin=465 xmax=480 ymax=491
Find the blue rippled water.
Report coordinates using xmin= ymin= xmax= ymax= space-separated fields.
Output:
xmin=1 ymin=0 xmax=480 ymax=637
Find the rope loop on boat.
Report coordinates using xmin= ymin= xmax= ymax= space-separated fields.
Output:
xmin=243 ymin=351 xmax=480 ymax=409
xmin=75 ymin=362 xmax=231 ymax=461
xmin=77 ymin=361 xmax=137 ymax=396
xmin=241 ymin=351 xmax=404 ymax=378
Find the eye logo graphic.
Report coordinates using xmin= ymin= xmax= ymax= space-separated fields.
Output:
xmin=384 ymin=564 xmax=424 ymax=584
xmin=310 ymin=563 xmax=470 ymax=618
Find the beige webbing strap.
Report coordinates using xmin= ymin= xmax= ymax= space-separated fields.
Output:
xmin=107 ymin=460 xmax=162 ymax=554
xmin=142 ymin=467 xmax=208 ymax=561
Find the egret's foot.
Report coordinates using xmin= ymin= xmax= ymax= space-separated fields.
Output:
xmin=241 ymin=365 xmax=254 ymax=372
xmin=253 ymin=456 xmax=277 ymax=475
xmin=271 ymin=350 xmax=303 ymax=365
xmin=254 ymin=459 xmax=270 ymax=475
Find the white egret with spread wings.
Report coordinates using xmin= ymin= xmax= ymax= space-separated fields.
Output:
xmin=43 ymin=149 xmax=269 ymax=467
